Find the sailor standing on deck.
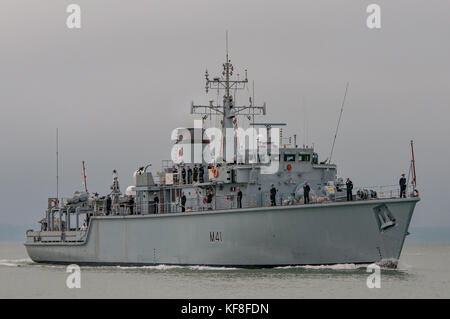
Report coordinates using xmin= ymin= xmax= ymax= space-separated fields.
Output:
xmin=172 ymin=165 xmax=178 ymax=184
xmin=199 ymin=164 xmax=204 ymax=183
xmin=193 ymin=164 xmax=198 ymax=183
xmin=346 ymin=178 xmax=353 ymax=201
xmin=153 ymin=193 xmax=160 ymax=213
xmin=270 ymin=184 xmax=277 ymax=206
xmin=237 ymin=188 xmax=243 ymax=208
xmin=128 ymin=195 xmax=135 ymax=215
xmin=181 ymin=165 xmax=186 ymax=184
xmin=399 ymin=174 xmax=407 ymax=198
xmin=187 ymin=166 xmax=193 ymax=184
xmin=106 ymin=195 xmax=112 ymax=215
xmin=180 ymin=192 xmax=186 ymax=212
xmin=206 ymin=189 xmax=214 ymax=210
xmin=303 ymin=181 xmax=311 ymax=204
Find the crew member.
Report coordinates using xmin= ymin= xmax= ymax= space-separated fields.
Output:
xmin=106 ymin=195 xmax=112 ymax=215
xmin=187 ymin=166 xmax=193 ymax=184
xmin=206 ymin=189 xmax=213 ymax=210
xmin=193 ymin=164 xmax=198 ymax=183
xmin=303 ymin=181 xmax=311 ymax=204
xmin=399 ymin=173 xmax=407 ymax=198
xmin=128 ymin=195 xmax=135 ymax=215
xmin=153 ymin=193 xmax=160 ymax=213
xmin=237 ymin=188 xmax=243 ymax=208
xmin=199 ymin=164 xmax=204 ymax=183
xmin=180 ymin=192 xmax=186 ymax=212
xmin=181 ymin=166 xmax=186 ymax=184
xmin=270 ymin=184 xmax=277 ymax=206
xmin=173 ymin=165 xmax=179 ymax=184
xmin=346 ymin=178 xmax=353 ymax=201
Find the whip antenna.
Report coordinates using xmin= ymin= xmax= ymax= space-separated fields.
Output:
xmin=329 ymin=82 xmax=350 ymax=164
xmin=56 ymin=128 xmax=59 ymax=205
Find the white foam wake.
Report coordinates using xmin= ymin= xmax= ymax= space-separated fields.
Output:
xmin=116 ymin=264 xmax=239 ymax=271
xmin=275 ymin=263 xmax=362 ymax=270
xmin=0 ymin=258 xmax=33 ymax=267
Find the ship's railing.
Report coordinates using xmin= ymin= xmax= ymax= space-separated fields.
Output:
xmin=81 ymin=183 xmax=418 ymax=218
xmin=354 ymin=183 xmax=417 ymax=200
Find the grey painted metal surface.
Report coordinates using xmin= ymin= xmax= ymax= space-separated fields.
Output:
xmin=25 ymin=198 xmax=418 ymax=266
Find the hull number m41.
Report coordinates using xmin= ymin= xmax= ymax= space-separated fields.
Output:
xmin=210 ymin=231 xmax=222 ymax=242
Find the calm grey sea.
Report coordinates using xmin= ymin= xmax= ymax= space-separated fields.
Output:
xmin=0 ymin=242 xmax=449 ymax=298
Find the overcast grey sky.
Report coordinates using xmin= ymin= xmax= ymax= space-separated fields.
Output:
xmin=0 ymin=0 xmax=449 ymax=228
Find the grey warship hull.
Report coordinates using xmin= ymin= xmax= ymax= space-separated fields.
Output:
xmin=25 ymin=197 xmax=418 ymax=266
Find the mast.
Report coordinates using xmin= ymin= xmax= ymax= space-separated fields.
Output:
xmin=82 ymin=160 xmax=88 ymax=193
xmin=56 ymin=128 xmax=59 ymax=205
xmin=191 ymin=33 xmax=266 ymax=163
xmin=329 ymin=82 xmax=350 ymax=164
xmin=410 ymin=140 xmax=417 ymax=186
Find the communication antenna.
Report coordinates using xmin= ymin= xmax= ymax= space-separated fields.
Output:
xmin=82 ymin=160 xmax=88 ymax=193
xmin=252 ymin=81 xmax=256 ymax=127
xmin=226 ymin=30 xmax=229 ymax=60
xmin=329 ymin=82 xmax=350 ymax=164
xmin=302 ymin=97 xmax=307 ymax=146
xmin=56 ymin=128 xmax=59 ymax=205
xmin=410 ymin=140 xmax=417 ymax=186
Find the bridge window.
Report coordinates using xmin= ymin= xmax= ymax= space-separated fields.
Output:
xmin=312 ymin=153 xmax=318 ymax=164
xmin=284 ymin=154 xmax=296 ymax=162
xmin=299 ymin=154 xmax=311 ymax=162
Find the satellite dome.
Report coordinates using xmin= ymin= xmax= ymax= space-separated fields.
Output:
xmin=126 ymin=185 xmax=136 ymax=196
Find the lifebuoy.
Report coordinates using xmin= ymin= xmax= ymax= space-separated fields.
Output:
xmin=48 ymin=199 xmax=57 ymax=207
xmin=203 ymin=197 xmax=207 ymax=204
xmin=213 ymin=168 xmax=219 ymax=178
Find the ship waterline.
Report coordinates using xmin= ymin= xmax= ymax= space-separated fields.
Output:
xmin=25 ymin=197 xmax=418 ymax=266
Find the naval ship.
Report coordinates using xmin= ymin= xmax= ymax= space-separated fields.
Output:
xmin=25 ymin=51 xmax=420 ymax=267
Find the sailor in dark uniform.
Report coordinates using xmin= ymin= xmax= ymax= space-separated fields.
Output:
xmin=172 ymin=165 xmax=178 ymax=184
xmin=237 ymin=188 xmax=243 ymax=208
xmin=128 ymin=195 xmax=135 ymax=215
xmin=206 ymin=189 xmax=214 ymax=210
xmin=181 ymin=166 xmax=186 ymax=184
xmin=153 ymin=193 xmax=159 ymax=213
xmin=106 ymin=195 xmax=112 ymax=215
xmin=180 ymin=192 xmax=187 ymax=212
xmin=399 ymin=174 xmax=407 ymax=198
xmin=346 ymin=178 xmax=353 ymax=201
xmin=199 ymin=164 xmax=204 ymax=183
xmin=193 ymin=164 xmax=198 ymax=183
xmin=187 ymin=166 xmax=192 ymax=184
xmin=303 ymin=181 xmax=311 ymax=204
xmin=270 ymin=184 xmax=277 ymax=206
